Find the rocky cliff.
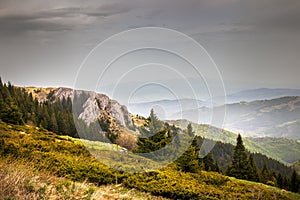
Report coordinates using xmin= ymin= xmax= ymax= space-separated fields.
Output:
xmin=24 ymin=87 xmax=133 ymax=128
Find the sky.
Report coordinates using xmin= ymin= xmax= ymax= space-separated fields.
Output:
xmin=0 ymin=0 xmax=300 ymax=102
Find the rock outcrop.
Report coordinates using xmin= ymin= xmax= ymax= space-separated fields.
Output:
xmin=25 ymin=87 xmax=133 ymax=127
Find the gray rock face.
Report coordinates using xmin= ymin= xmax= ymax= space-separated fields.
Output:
xmin=79 ymin=96 xmax=102 ymax=126
xmin=104 ymin=99 xmax=132 ymax=127
xmin=27 ymin=87 xmax=133 ymax=127
xmin=76 ymin=92 xmax=133 ymax=127
xmin=53 ymin=87 xmax=74 ymax=101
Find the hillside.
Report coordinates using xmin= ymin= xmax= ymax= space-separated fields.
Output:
xmin=0 ymin=157 xmax=165 ymax=200
xmin=1 ymin=120 xmax=299 ymax=199
xmin=169 ymin=119 xmax=300 ymax=165
xmin=171 ymin=96 xmax=300 ymax=139
xmin=21 ymin=86 xmax=300 ymax=164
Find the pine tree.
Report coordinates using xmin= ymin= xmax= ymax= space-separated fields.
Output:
xmin=136 ymin=110 xmax=169 ymax=153
xmin=291 ymin=170 xmax=299 ymax=193
xmin=226 ymin=134 xmax=249 ymax=180
xmin=267 ymin=171 xmax=277 ymax=186
xmin=175 ymin=124 xmax=202 ymax=173
xmin=0 ymin=97 xmax=23 ymax=125
xmin=277 ymin=173 xmax=283 ymax=188
xmin=203 ymin=152 xmax=218 ymax=172
xmin=261 ymin=163 xmax=270 ymax=184
xmin=248 ymin=154 xmax=260 ymax=182
xmin=148 ymin=108 xmax=163 ymax=136
xmin=283 ymin=177 xmax=291 ymax=190
xmin=50 ymin=113 xmax=58 ymax=133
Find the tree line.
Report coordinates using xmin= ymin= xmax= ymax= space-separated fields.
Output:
xmin=135 ymin=109 xmax=299 ymax=193
xmin=0 ymin=78 xmax=77 ymax=137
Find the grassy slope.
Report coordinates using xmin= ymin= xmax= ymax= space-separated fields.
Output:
xmin=0 ymin=120 xmax=299 ymax=200
xmin=168 ymin=119 xmax=300 ymax=165
xmin=0 ymin=158 xmax=166 ymax=200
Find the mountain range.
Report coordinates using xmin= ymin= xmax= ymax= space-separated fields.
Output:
xmin=225 ymin=88 xmax=300 ymax=103
xmin=128 ymin=98 xmax=208 ymax=119
xmin=22 ymin=86 xmax=300 ymax=165
xmin=128 ymin=88 xmax=300 ymax=139
xmin=171 ymin=96 xmax=300 ymax=139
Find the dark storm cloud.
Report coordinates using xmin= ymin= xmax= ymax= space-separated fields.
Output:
xmin=1 ymin=0 xmax=299 ymax=35
xmin=0 ymin=3 xmax=131 ymax=34
xmin=0 ymin=17 xmax=73 ymax=33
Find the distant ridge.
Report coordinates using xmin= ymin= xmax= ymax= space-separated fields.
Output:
xmin=171 ymin=96 xmax=300 ymax=140
xmin=226 ymin=88 xmax=300 ymax=103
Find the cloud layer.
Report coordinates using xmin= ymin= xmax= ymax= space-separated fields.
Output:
xmin=0 ymin=0 xmax=299 ymax=93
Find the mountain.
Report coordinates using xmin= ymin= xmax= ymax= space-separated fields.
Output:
xmin=128 ymin=98 xmax=210 ymax=119
xmin=23 ymin=87 xmax=300 ymax=164
xmin=226 ymin=88 xmax=300 ymax=104
xmin=168 ymin=119 xmax=300 ymax=165
xmin=127 ymin=88 xmax=300 ymax=117
xmin=171 ymin=96 xmax=300 ymax=139
xmin=25 ymin=87 xmax=133 ymax=128
xmin=1 ymin=81 xmax=300 ymax=196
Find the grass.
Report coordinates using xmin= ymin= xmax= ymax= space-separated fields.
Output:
xmin=1 ymin=120 xmax=300 ymax=199
xmin=0 ymin=157 xmax=167 ymax=200
xmin=59 ymin=135 xmax=119 ymax=151
xmin=0 ymin=157 xmax=96 ymax=200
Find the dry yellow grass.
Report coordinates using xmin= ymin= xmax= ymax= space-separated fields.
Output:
xmin=131 ymin=114 xmax=148 ymax=127
xmin=22 ymin=87 xmax=57 ymax=102
xmin=0 ymin=157 xmax=167 ymax=200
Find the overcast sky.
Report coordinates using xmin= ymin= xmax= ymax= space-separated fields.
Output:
xmin=0 ymin=0 xmax=300 ymax=101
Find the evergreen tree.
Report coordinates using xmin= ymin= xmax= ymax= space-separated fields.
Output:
xmin=0 ymin=97 xmax=23 ymax=125
xmin=226 ymin=134 xmax=249 ymax=180
xmin=261 ymin=163 xmax=270 ymax=184
xmin=203 ymin=152 xmax=219 ymax=172
xmin=277 ymin=173 xmax=283 ymax=188
xmin=283 ymin=177 xmax=291 ymax=190
xmin=136 ymin=110 xmax=170 ymax=153
xmin=267 ymin=171 xmax=278 ymax=186
xmin=291 ymin=170 xmax=299 ymax=193
xmin=148 ymin=108 xmax=163 ymax=136
xmin=248 ymin=154 xmax=260 ymax=182
xmin=175 ymin=124 xmax=202 ymax=173
xmin=50 ymin=113 xmax=58 ymax=133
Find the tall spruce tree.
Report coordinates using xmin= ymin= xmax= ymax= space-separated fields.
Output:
xmin=248 ymin=154 xmax=260 ymax=182
xmin=148 ymin=108 xmax=163 ymax=136
xmin=277 ymin=173 xmax=284 ymax=188
xmin=291 ymin=170 xmax=299 ymax=193
xmin=226 ymin=134 xmax=249 ymax=180
xmin=261 ymin=163 xmax=270 ymax=184
xmin=175 ymin=123 xmax=202 ymax=173
xmin=136 ymin=110 xmax=170 ymax=153
xmin=203 ymin=152 xmax=220 ymax=172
